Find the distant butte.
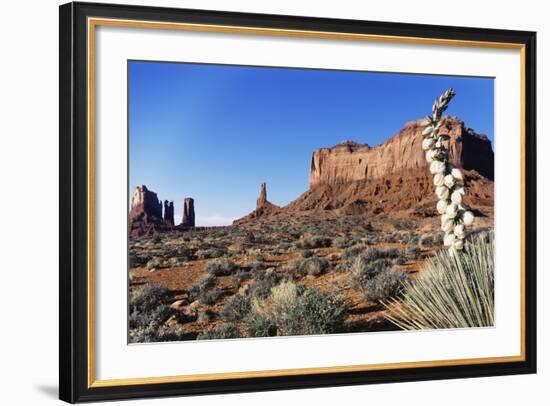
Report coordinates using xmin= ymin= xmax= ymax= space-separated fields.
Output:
xmin=129 ymin=186 xmax=195 ymax=236
xmin=235 ymin=116 xmax=494 ymax=223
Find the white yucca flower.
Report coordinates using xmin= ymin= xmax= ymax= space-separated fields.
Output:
xmin=422 ymin=138 xmax=435 ymax=150
xmin=443 ymin=233 xmax=456 ymax=247
xmin=436 ymin=199 xmax=448 ymax=214
xmin=433 ymin=173 xmax=445 ymax=187
xmin=444 ymin=174 xmax=455 ymax=188
xmin=436 ymin=185 xmax=449 ymax=200
xmin=445 ymin=203 xmax=458 ymax=218
xmin=451 ymin=167 xmax=463 ymax=180
xmin=442 ymin=220 xmax=454 ymax=233
xmin=430 ymin=161 xmax=445 ymax=174
xmin=451 ymin=190 xmax=463 ymax=204
xmin=463 ymin=210 xmax=475 ymax=225
xmin=420 ymin=88 xmax=475 ymax=251
xmin=454 ymin=224 xmax=465 ymax=239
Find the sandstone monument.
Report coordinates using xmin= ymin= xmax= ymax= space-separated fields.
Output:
xmin=163 ymin=200 xmax=174 ymax=226
xmin=234 ymin=182 xmax=279 ymax=224
xmin=181 ymin=197 xmax=195 ymax=227
xmin=129 ymin=186 xmax=194 ymax=236
xmin=257 ymin=182 xmax=268 ymax=208
xmin=129 ymin=185 xmax=163 ymax=225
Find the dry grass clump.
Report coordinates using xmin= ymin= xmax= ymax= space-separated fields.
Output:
xmin=385 ymin=232 xmax=494 ymax=329
xmin=247 ymin=281 xmax=346 ymax=337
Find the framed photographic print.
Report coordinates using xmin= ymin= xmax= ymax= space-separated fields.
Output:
xmin=59 ymin=1 xmax=537 ymax=403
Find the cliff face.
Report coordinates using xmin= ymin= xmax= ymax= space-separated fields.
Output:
xmin=309 ymin=116 xmax=493 ymax=188
xmin=181 ymin=198 xmax=196 ymax=227
xmin=130 ymin=185 xmax=163 ymax=225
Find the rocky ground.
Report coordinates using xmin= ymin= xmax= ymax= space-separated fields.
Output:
xmin=128 ymin=212 xmax=493 ymax=343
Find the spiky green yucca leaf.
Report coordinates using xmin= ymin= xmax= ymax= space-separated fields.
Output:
xmin=384 ymin=233 xmax=494 ymax=330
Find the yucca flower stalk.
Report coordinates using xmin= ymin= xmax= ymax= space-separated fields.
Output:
xmin=422 ymin=88 xmax=475 ymax=252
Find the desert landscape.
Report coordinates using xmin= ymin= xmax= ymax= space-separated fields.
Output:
xmin=128 ymin=115 xmax=494 ymax=342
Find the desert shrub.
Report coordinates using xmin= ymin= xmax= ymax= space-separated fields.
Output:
xmin=145 ymin=257 xmax=162 ymax=270
xmin=350 ymin=254 xmax=408 ymax=302
xmin=221 ymin=294 xmax=251 ymax=321
xmin=391 ymin=219 xmax=414 ymax=230
xmin=341 ymin=244 xmax=367 ymax=261
xmin=349 ymin=247 xmax=401 ymax=264
xmin=189 ymin=274 xmax=216 ymax=301
xmin=129 ymin=284 xmax=170 ymax=313
xmin=129 ymin=303 xmax=173 ymax=330
xmin=385 ymin=233 xmax=494 ymax=329
xmin=197 ymin=323 xmax=241 ymax=340
xmin=244 ymin=231 xmax=256 ymax=242
xmin=296 ymin=235 xmax=332 ymax=249
xmin=333 ymin=235 xmax=351 ymax=248
xmin=197 ymin=308 xmax=215 ymax=322
xmin=129 ymin=252 xmax=149 ymax=268
xmin=301 ymin=249 xmax=314 ymax=258
xmin=247 ymin=281 xmax=346 ymax=337
xmin=206 ymin=258 xmax=238 ymax=276
xmin=361 ymin=268 xmax=408 ymax=302
xmin=254 ymin=253 xmax=266 ymax=262
xmin=201 ymin=289 xmax=223 ymax=305
xmin=232 ymin=269 xmax=252 ymax=284
xmin=419 ymin=234 xmax=434 ymax=248
xmin=196 ymin=248 xmax=225 ymax=260
xmin=128 ymin=284 xmax=185 ymax=343
xmin=299 ymin=256 xmax=329 ymax=276
xmin=247 ymin=313 xmax=276 ymax=337
xmin=406 ymin=245 xmax=422 ymax=259
xmin=247 ymin=270 xmax=280 ymax=299
xmin=129 ymin=325 xmax=190 ymax=343
xmin=276 ymin=242 xmax=292 ymax=252
xmin=394 ymin=256 xmax=407 ymax=265
xmin=245 ymin=260 xmax=266 ymax=273
xmin=351 ymin=256 xmax=392 ymax=287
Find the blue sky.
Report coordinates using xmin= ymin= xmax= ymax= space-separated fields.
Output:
xmin=129 ymin=61 xmax=494 ymax=226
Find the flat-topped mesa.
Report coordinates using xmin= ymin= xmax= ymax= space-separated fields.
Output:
xmin=129 ymin=185 xmax=163 ymax=224
xmin=181 ymin=197 xmax=195 ymax=227
xmin=309 ymin=116 xmax=494 ymax=189
xmin=163 ymin=200 xmax=174 ymax=226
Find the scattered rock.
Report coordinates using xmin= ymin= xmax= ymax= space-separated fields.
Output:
xmin=170 ymin=299 xmax=188 ymax=310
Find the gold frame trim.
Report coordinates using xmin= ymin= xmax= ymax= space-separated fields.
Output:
xmin=87 ymin=17 xmax=527 ymax=388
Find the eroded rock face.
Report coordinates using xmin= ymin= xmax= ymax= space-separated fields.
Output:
xmin=129 ymin=185 xmax=163 ymax=225
xmin=181 ymin=198 xmax=195 ymax=227
xmin=163 ymin=200 xmax=174 ymax=226
xmin=309 ymin=116 xmax=494 ymax=188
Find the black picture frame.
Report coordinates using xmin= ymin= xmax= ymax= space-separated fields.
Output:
xmin=59 ymin=1 xmax=537 ymax=403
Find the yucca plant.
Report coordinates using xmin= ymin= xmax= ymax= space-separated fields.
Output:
xmin=422 ymin=88 xmax=475 ymax=252
xmin=384 ymin=232 xmax=494 ymax=329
